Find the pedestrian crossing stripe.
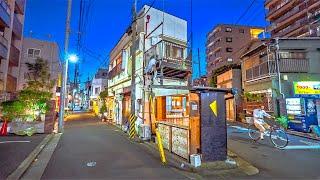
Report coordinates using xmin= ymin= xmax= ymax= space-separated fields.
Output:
xmin=129 ymin=114 xmax=137 ymax=139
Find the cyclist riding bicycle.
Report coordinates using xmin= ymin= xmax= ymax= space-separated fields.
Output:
xmin=253 ymin=106 xmax=272 ymax=140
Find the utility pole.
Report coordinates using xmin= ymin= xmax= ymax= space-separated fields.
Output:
xmin=59 ymin=0 xmax=73 ymax=133
xmin=130 ymin=0 xmax=137 ymax=116
xmin=197 ymin=48 xmax=201 ymax=78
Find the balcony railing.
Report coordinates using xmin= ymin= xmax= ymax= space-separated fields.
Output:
xmin=279 ymin=58 xmax=309 ymax=72
xmin=246 ymin=58 xmax=309 ymax=82
xmin=145 ymin=41 xmax=192 ymax=73
xmin=9 ymin=44 xmax=20 ymax=66
xmin=0 ymin=35 xmax=7 ymax=59
xmin=273 ymin=16 xmax=307 ymax=37
xmin=0 ymin=0 xmax=10 ymax=27
xmin=108 ymin=63 xmax=123 ymax=79
xmin=12 ymin=14 xmax=22 ymax=39
xmin=267 ymin=0 xmax=295 ymax=19
xmin=246 ymin=61 xmax=276 ymax=82
xmin=15 ymin=0 xmax=25 ymax=15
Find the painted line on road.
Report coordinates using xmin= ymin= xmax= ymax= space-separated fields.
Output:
xmin=299 ymin=140 xmax=320 ymax=146
xmin=283 ymin=145 xmax=320 ymax=150
xmin=0 ymin=140 xmax=31 ymax=144
xmin=229 ymin=126 xmax=249 ymax=132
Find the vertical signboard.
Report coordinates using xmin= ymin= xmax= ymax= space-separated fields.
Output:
xmin=200 ymin=91 xmax=227 ymax=162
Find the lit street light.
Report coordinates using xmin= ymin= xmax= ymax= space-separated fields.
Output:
xmin=68 ymin=54 xmax=79 ymax=63
xmin=58 ymin=53 xmax=78 ymax=133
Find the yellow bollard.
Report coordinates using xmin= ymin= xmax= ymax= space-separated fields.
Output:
xmin=155 ymin=128 xmax=166 ymax=164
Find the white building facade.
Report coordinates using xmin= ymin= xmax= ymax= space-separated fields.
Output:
xmin=107 ymin=5 xmax=191 ymax=128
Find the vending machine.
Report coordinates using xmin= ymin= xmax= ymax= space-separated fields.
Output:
xmin=286 ymin=98 xmax=319 ymax=132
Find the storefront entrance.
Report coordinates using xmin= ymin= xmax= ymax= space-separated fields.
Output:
xmin=226 ymin=98 xmax=235 ymax=121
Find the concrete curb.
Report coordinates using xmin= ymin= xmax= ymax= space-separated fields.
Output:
xmin=7 ymin=134 xmax=53 ymax=180
xmin=228 ymin=150 xmax=259 ymax=176
xmin=21 ymin=133 xmax=62 ymax=179
xmin=287 ymin=131 xmax=320 ymax=141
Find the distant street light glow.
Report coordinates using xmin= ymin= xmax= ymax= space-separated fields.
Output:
xmin=68 ymin=54 xmax=78 ymax=63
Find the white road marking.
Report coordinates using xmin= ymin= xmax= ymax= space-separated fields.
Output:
xmin=299 ymin=140 xmax=320 ymax=146
xmin=0 ymin=140 xmax=31 ymax=144
xmin=230 ymin=125 xmax=249 ymax=131
xmin=86 ymin=161 xmax=96 ymax=167
xmin=283 ymin=145 xmax=320 ymax=150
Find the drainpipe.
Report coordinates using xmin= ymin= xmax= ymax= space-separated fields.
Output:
xmin=275 ymin=38 xmax=285 ymax=99
xmin=142 ymin=15 xmax=150 ymax=125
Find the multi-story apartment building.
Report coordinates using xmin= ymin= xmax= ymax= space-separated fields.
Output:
xmin=241 ymin=38 xmax=320 ymax=114
xmin=206 ymin=24 xmax=263 ymax=121
xmin=107 ymin=5 xmax=190 ymax=128
xmin=18 ymin=38 xmax=61 ymax=94
xmin=0 ymin=0 xmax=26 ymax=101
xmin=206 ymin=24 xmax=264 ymax=78
xmin=266 ymin=0 xmax=320 ymax=37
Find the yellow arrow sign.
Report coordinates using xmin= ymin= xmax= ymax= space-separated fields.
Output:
xmin=210 ymin=100 xmax=218 ymax=117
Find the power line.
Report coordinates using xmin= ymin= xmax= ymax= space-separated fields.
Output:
xmin=234 ymin=0 xmax=257 ymax=25
xmin=135 ymin=0 xmax=156 ymax=21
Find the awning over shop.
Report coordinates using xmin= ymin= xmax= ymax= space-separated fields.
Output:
xmin=153 ymin=88 xmax=189 ymax=97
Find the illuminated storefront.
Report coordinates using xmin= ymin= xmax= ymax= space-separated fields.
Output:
xmin=154 ymin=93 xmax=200 ymax=160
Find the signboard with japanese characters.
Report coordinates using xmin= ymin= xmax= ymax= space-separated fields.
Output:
xmin=294 ymin=81 xmax=320 ymax=95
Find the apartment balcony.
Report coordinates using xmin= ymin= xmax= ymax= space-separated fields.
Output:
xmin=6 ymin=73 xmax=17 ymax=92
xmin=108 ymin=63 xmax=123 ymax=80
xmin=12 ymin=14 xmax=22 ymax=40
xmin=0 ymin=0 xmax=10 ymax=28
xmin=279 ymin=58 xmax=309 ymax=72
xmin=0 ymin=35 xmax=8 ymax=59
xmin=245 ymin=58 xmax=309 ymax=82
xmin=145 ymin=41 xmax=191 ymax=79
xmin=245 ymin=61 xmax=277 ymax=82
xmin=265 ymin=0 xmax=277 ymax=8
xmin=9 ymin=44 xmax=20 ymax=66
xmin=15 ymin=0 xmax=25 ymax=15
xmin=273 ymin=17 xmax=306 ymax=37
xmin=267 ymin=0 xmax=301 ymax=21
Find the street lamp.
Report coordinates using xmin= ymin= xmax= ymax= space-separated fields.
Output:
xmin=58 ymin=53 xmax=78 ymax=133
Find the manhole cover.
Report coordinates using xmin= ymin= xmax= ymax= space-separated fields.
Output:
xmin=86 ymin=161 xmax=96 ymax=167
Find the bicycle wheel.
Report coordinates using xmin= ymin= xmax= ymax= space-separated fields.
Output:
xmin=248 ymin=124 xmax=260 ymax=141
xmin=270 ymin=128 xmax=288 ymax=148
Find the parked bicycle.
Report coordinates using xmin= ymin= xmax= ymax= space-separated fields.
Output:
xmin=247 ymin=117 xmax=289 ymax=149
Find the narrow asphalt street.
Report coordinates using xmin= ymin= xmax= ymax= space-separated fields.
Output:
xmin=42 ymin=112 xmax=187 ymax=179
xmin=228 ymin=124 xmax=320 ymax=179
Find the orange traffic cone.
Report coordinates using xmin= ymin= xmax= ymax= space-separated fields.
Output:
xmin=0 ymin=120 xmax=8 ymax=136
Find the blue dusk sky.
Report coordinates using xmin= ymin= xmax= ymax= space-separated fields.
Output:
xmin=24 ymin=0 xmax=267 ymax=85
